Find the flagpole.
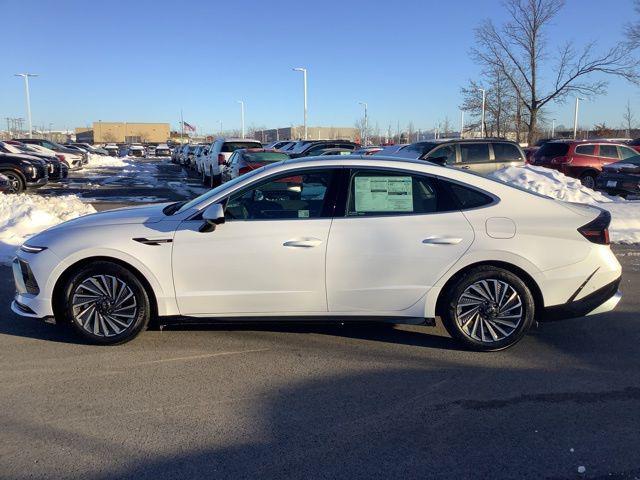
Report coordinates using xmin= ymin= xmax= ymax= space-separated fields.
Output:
xmin=180 ymin=109 xmax=184 ymax=143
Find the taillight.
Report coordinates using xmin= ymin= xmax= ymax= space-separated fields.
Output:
xmin=551 ymin=155 xmax=571 ymax=164
xmin=218 ymin=154 xmax=226 ymax=165
xmin=578 ymin=210 xmax=611 ymax=245
xmin=55 ymin=154 xmax=65 ymax=162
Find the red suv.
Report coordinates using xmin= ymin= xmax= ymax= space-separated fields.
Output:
xmin=531 ymin=140 xmax=640 ymax=188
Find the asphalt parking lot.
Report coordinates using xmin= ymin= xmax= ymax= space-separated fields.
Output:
xmin=1 ymin=159 xmax=639 ymax=479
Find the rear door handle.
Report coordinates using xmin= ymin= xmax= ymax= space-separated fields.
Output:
xmin=460 ymin=165 xmax=471 ymax=170
xmin=422 ymin=236 xmax=463 ymax=245
xmin=283 ymin=238 xmax=323 ymax=248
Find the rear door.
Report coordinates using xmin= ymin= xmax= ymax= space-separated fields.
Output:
xmin=596 ymin=144 xmax=620 ymax=170
xmin=326 ymin=168 xmax=474 ymax=313
xmin=491 ymin=142 xmax=525 ymax=170
xmin=458 ymin=142 xmax=495 ymax=175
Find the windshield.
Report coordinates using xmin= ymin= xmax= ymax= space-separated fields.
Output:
xmin=245 ymin=151 xmax=289 ymax=162
xmin=175 ymin=166 xmax=267 ymax=214
xmin=0 ymin=142 xmax=22 ymax=154
xmin=537 ymin=142 xmax=569 ymax=157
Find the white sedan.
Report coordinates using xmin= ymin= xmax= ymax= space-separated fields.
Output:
xmin=11 ymin=156 xmax=622 ymax=350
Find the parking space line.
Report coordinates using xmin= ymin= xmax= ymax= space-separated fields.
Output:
xmin=134 ymin=348 xmax=270 ymax=366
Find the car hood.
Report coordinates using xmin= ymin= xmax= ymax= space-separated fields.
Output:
xmin=46 ymin=203 xmax=170 ymax=232
xmin=603 ymin=163 xmax=640 ymax=174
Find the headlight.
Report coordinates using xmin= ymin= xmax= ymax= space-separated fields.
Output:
xmin=20 ymin=244 xmax=47 ymax=253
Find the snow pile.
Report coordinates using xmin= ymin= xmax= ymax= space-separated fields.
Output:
xmin=0 ymin=194 xmax=96 ymax=264
xmin=491 ymin=165 xmax=640 ymax=243
xmin=88 ymin=153 xmax=127 ymax=167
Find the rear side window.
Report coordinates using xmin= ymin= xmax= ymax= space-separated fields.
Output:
xmin=460 ymin=143 xmax=490 ymax=163
xmin=575 ymin=145 xmax=596 ymax=155
xmin=446 ymin=182 xmax=494 ymax=209
xmin=221 ymin=142 xmax=262 ymax=153
xmin=537 ymin=143 xmax=569 ymax=157
xmin=347 ymin=170 xmax=456 ymax=216
xmin=599 ymin=144 xmax=619 ymax=159
xmin=492 ymin=143 xmax=523 ymax=162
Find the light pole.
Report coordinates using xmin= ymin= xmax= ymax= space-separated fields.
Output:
xmin=15 ymin=73 xmax=38 ymax=138
xmin=218 ymin=120 xmax=223 ymax=137
xmin=551 ymin=119 xmax=555 ymax=138
xmin=460 ymin=111 xmax=465 ymax=139
xmin=358 ymin=101 xmax=368 ymax=146
xmin=573 ymin=97 xmax=584 ymax=139
xmin=478 ymin=88 xmax=486 ymax=138
xmin=237 ymin=100 xmax=245 ymax=139
xmin=292 ymin=67 xmax=307 ymax=140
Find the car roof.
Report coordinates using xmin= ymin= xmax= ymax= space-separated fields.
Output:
xmin=219 ymin=138 xmax=261 ymax=143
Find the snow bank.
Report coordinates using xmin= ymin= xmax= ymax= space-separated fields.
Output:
xmin=88 ymin=153 xmax=127 ymax=167
xmin=491 ymin=165 xmax=640 ymax=243
xmin=0 ymin=194 xmax=95 ymax=264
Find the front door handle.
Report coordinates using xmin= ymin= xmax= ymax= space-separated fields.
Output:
xmin=283 ymin=238 xmax=323 ymax=248
xmin=460 ymin=165 xmax=471 ymax=170
xmin=422 ymin=236 xmax=463 ymax=245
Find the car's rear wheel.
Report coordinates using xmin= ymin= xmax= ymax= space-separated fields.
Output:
xmin=440 ymin=266 xmax=535 ymax=351
xmin=580 ymin=172 xmax=597 ymax=189
xmin=61 ymin=261 xmax=150 ymax=345
xmin=2 ymin=171 xmax=25 ymax=193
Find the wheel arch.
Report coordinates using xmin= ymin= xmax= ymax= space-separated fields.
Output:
xmin=434 ymin=260 xmax=544 ymax=320
xmin=51 ymin=256 xmax=158 ymax=322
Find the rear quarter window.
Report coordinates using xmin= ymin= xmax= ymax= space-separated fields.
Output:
xmin=492 ymin=143 xmax=523 ymax=162
xmin=446 ymin=182 xmax=494 ymax=209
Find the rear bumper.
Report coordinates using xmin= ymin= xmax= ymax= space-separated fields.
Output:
xmin=541 ymin=277 xmax=621 ymax=321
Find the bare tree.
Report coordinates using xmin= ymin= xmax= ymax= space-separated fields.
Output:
xmin=472 ymin=0 xmax=639 ymax=144
xmin=623 ymin=99 xmax=636 ymax=135
xmin=627 ymin=0 xmax=640 ymax=48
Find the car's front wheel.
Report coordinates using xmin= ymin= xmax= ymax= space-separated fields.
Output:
xmin=60 ymin=261 xmax=151 ymax=345
xmin=440 ymin=266 xmax=535 ymax=351
xmin=2 ymin=171 xmax=25 ymax=193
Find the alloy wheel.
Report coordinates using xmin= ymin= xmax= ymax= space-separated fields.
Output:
xmin=455 ymin=279 xmax=523 ymax=343
xmin=4 ymin=173 xmax=22 ymax=193
xmin=71 ymin=274 xmax=138 ymax=337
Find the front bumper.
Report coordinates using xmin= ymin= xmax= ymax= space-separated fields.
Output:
xmin=25 ymin=176 xmax=48 ymax=189
xmin=541 ymin=277 xmax=622 ymax=321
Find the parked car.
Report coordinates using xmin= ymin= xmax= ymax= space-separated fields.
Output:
xmin=628 ymin=138 xmax=640 ymax=153
xmin=221 ymin=148 xmax=290 ymax=182
xmin=15 ymin=138 xmax=86 ymax=169
xmin=12 ymin=156 xmax=621 ymax=350
xmin=193 ymin=145 xmax=209 ymax=169
xmin=373 ymin=144 xmax=408 ymax=156
xmin=524 ymin=138 xmax=554 ymax=163
xmin=103 ymin=144 xmax=120 ymax=157
xmin=170 ymin=145 xmax=182 ymax=163
xmin=395 ymin=139 xmax=526 ymax=175
xmin=0 ymin=142 xmax=68 ymax=180
xmin=313 ymin=147 xmax=354 ymax=156
xmin=146 ymin=145 xmax=157 ymax=156
xmin=287 ymin=140 xmax=358 ymax=159
xmin=530 ymin=140 xmax=639 ymax=188
xmin=264 ymin=141 xmax=293 ymax=150
xmin=201 ymin=138 xmax=262 ymax=187
xmin=68 ymin=142 xmax=108 ymax=156
xmin=128 ymin=145 xmax=146 ymax=158
xmin=155 ymin=144 xmax=171 ymax=157
xmin=595 ymin=154 xmax=640 ymax=198
xmin=0 ymin=153 xmax=48 ymax=193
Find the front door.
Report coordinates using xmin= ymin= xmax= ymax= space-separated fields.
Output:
xmin=172 ymin=168 xmax=338 ymax=315
xmin=326 ymin=169 xmax=474 ymax=313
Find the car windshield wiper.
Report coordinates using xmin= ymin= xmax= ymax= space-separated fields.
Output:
xmin=163 ymin=201 xmax=186 ymax=216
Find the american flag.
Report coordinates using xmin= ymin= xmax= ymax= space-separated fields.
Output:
xmin=182 ymin=121 xmax=196 ymax=132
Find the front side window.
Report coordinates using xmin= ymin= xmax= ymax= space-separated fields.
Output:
xmin=426 ymin=145 xmax=456 ymax=164
xmin=492 ymin=143 xmax=523 ymax=162
xmin=459 ymin=143 xmax=490 ymax=163
xmin=346 ymin=170 xmax=456 ymax=216
xmin=599 ymin=144 xmax=619 ymax=159
xmin=225 ymin=169 xmax=334 ymax=220
xmin=575 ymin=144 xmax=596 ymax=156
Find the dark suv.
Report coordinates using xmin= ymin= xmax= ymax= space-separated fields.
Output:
xmin=0 ymin=153 xmax=48 ymax=193
xmin=531 ymin=140 xmax=639 ymax=188
xmin=15 ymin=138 xmax=87 ymax=168
xmin=395 ymin=139 xmax=525 ymax=175
xmin=288 ymin=140 xmax=359 ymax=158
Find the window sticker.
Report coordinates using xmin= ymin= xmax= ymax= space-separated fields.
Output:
xmin=354 ymin=176 xmax=413 ymax=212
xmin=298 ymin=209 xmax=310 ymax=218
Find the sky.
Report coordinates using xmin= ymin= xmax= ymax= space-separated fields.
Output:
xmin=2 ymin=0 xmax=639 ymax=134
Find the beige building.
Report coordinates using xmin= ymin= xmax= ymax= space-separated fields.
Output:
xmin=75 ymin=122 xmax=170 ymax=144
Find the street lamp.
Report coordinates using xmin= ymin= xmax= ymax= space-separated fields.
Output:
xmin=292 ymin=67 xmax=307 ymax=140
xmin=477 ymin=88 xmax=486 ymax=138
xmin=551 ymin=118 xmax=556 ymax=138
xmin=358 ymin=101 xmax=368 ymax=146
xmin=573 ymin=97 xmax=585 ymax=139
xmin=237 ymin=100 xmax=245 ymax=139
xmin=15 ymin=73 xmax=38 ymax=138
xmin=218 ymin=120 xmax=223 ymax=137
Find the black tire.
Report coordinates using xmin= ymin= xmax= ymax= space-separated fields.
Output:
xmin=210 ymin=172 xmax=221 ymax=188
xmin=2 ymin=170 xmax=25 ymax=193
xmin=440 ymin=266 xmax=535 ymax=351
xmin=580 ymin=172 xmax=597 ymax=189
xmin=60 ymin=261 xmax=151 ymax=345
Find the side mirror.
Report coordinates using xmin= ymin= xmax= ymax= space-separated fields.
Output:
xmin=428 ymin=155 xmax=448 ymax=166
xmin=199 ymin=203 xmax=225 ymax=232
